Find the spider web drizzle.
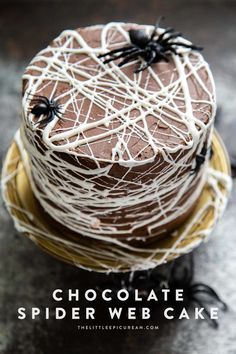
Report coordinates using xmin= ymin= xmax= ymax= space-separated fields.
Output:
xmin=21 ymin=23 xmax=216 ymax=241
xmin=1 ymin=132 xmax=232 ymax=272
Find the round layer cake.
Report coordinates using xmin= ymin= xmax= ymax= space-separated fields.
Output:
xmin=21 ymin=22 xmax=216 ymax=243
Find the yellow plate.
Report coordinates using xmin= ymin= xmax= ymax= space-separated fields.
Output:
xmin=1 ymin=130 xmax=232 ymax=272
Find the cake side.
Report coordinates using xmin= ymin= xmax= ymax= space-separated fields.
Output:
xmin=21 ymin=22 xmax=216 ymax=241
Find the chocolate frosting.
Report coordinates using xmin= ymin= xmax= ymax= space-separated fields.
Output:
xmin=22 ymin=23 xmax=215 ymax=162
xmin=21 ymin=23 xmax=216 ymax=241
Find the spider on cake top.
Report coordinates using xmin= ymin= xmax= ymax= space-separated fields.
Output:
xmin=98 ymin=17 xmax=203 ymax=73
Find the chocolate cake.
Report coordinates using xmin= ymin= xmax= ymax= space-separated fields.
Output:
xmin=20 ymin=22 xmax=216 ymax=243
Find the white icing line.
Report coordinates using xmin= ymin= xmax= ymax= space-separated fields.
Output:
xmin=8 ymin=23 xmax=228 ymax=272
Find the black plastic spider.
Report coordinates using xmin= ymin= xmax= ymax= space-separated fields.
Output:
xmin=29 ymin=94 xmax=62 ymax=126
xmin=168 ymin=255 xmax=227 ymax=328
xmin=96 ymin=254 xmax=227 ymax=328
xmin=191 ymin=143 xmax=213 ymax=175
xmin=98 ymin=18 xmax=203 ymax=73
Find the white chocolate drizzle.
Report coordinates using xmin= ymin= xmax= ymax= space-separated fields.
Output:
xmin=21 ymin=23 xmax=217 ymax=240
xmin=1 ymin=130 xmax=232 ymax=272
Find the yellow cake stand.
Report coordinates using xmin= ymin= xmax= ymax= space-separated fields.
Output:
xmin=1 ymin=130 xmax=232 ymax=272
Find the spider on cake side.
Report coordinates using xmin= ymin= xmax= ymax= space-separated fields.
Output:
xmin=29 ymin=94 xmax=62 ymax=127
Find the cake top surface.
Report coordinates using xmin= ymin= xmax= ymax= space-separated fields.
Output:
xmin=22 ymin=22 xmax=216 ymax=165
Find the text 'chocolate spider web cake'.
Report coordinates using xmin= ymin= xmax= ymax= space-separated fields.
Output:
xmin=21 ymin=22 xmax=216 ymax=243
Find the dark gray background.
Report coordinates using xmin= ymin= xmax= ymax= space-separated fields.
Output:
xmin=0 ymin=1 xmax=236 ymax=353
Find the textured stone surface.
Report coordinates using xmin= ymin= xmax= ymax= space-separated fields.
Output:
xmin=0 ymin=1 xmax=236 ymax=354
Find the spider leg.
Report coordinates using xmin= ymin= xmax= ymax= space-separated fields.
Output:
xmin=28 ymin=94 xmax=50 ymax=105
xmin=150 ymin=15 xmax=165 ymax=40
xmin=54 ymin=103 xmax=62 ymax=110
xmin=98 ymin=46 xmax=134 ymax=58
xmin=37 ymin=110 xmax=53 ymax=126
xmin=30 ymin=99 xmax=49 ymax=108
xmin=54 ymin=110 xmax=63 ymax=119
xmin=190 ymin=283 xmax=227 ymax=310
xmin=118 ymin=49 xmax=146 ymax=67
xmin=189 ymin=296 xmax=219 ymax=328
xmin=103 ymin=48 xmax=138 ymax=64
xmin=191 ymin=288 xmax=226 ymax=308
xmin=157 ymin=27 xmax=175 ymax=42
xmin=170 ymin=42 xmax=203 ymax=51
xmin=30 ymin=99 xmax=42 ymax=105
xmin=135 ymin=50 xmax=156 ymax=73
xmin=164 ymin=46 xmax=178 ymax=55
xmin=55 ymin=107 xmax=62 ymax=114
xmin=161 ymin=32 xmax=183 ymax=43
xmin=158 ymin=51 xmax=170 ymax=62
